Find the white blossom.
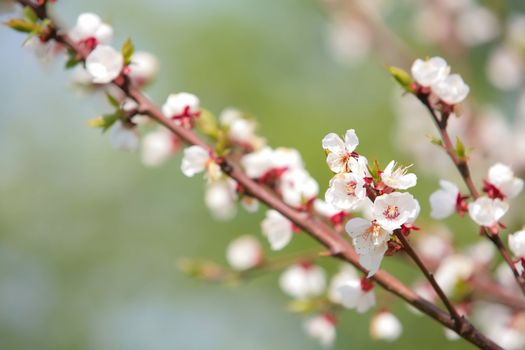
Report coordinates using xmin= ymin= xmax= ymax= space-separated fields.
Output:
xmin=261 ymin=210 xmax=293 ymax=250
xmin=69 ymin=13 xmax=113 ymax=45
xmin=226 ymin=235 xmax=262 ymax=271
xmin=435 ymin=255 xmax=474 ymax=295
xmin=279 ymin=263 xmax=326 ymax=299
xmin=488 ymin=163 xmax=524 ymax=199
xmin=509 ymin=229 xmax=525 ymax=257
xmin=272 ymin=147 xmax=304 ymax=171
xmin=411 ymin=57 xmax=450 ymax=87
xmin=162 ymin=93 xmax=200 ymax=120
xmin=303 ymin=315 xmax=336 ymax=348
xmin=337 ymin=277 xmax=376 ymax=313
xmin=219 ymin=108 xmax=263 ymax=147
xmin=322 ymin=129 xmax=359 ymax=173
xmin=370 ymin=311 xmax=403 ymax=341
xmin=325 ymin=173 xmax=367 ymax=211
xmin=85 ymin=45 xmax=124 ymax=84
xmin=141 ymin=129 xmax=175 ymax=167
xmin=373 ymin=192 xmax=420 ymax=231
xmin=328 ymin=264 xmax=358 ymax=304
xmin=280 ymin=168 xmax=319 ymax=208
xmin=108 ymin=121 xmax=139 ymax=152
xmin=205 ymin=179 xmax=237 ymax=220
xmin=486 ymin=46 xmax=524 ymax=90
xmin=456 ymin=6 xmax=499 ymax=46
xmin=433 ymin=74 xmax=470 ymax=105
xmin=468 ymin=196 xmax=508 ymax=227
xmin=345 ymin=218 xmax=390 ymax=277
xmin=240 ymin=147 xmax=274 ymax=178
xmin=128 ymin=51 xmax=159 ymax=84
xmin=429 ymin=180 xmax=460 ymax=219
xmin=180 ymin=145 xmax=210 ymax=177
xmin=380 ymin=161 xmax=417 ymax=190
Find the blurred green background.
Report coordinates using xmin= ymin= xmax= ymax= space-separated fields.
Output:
xmin=2 ymin=0 xmax=522 ymax=349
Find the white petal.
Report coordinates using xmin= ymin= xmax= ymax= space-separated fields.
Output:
xmin=344 ymin=129 xmax=359 ymax=152
xmin=85 ymin=45 xmax=123 ymax=84
xmin=322 ymin=133 xmax=346 ymax=154
xmin=509 ymin=229 xmax=525 ymax=257
xmin=180 ymin=145 xmax=209 ymax=177
xmin=345 ymin=218 xmax=372 ymax=240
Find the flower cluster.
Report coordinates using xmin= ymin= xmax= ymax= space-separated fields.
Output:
xmin=430 ymin=163 xmax=523 ymax=232
xmin=411 ymin=56 xmax=470 ymax=105
xmin=322 ymin=130 xmax=420 ymax=276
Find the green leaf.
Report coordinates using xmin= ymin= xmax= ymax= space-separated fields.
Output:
xmin=455 ymin=137 xmax=466 ymax=160
xmin=121 ymin=38 xmax=134 ymax=65
xmin=195 ymin=108 xmax=219 ymax=138
xmin=87 ymin=112 xmax=120 ymax=132
xmin=23 ymin=6 xmax=38 ymax=23
xmin=105 ymin=93 xmax=120 ymax=109
xmin=4 ymin=18 xmax=39 ymax=33
xmin=64 ymin=51 xmax=80 ymax=69
xmin=429 ymin=135 xmax=443 ymax=147
xmin=387 ymin=65 xmax=414 ymax=92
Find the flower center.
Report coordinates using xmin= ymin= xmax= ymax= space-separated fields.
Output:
xmin=345 ymin=181 xmax=357 ymax=196
xmin=364 ymin=223 xmax=385 ymax=245
xmin=383 ymin=205 xmax=400 ymax=220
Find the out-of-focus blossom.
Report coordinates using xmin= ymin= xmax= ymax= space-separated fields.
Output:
xmin=241 ymin=147 xmax=274 ymax=178
xmin=261 ymin=210 xmax=294 ymax=250
xmin=456 ymin=6 xmax=499 ymax=46
xmin=69 ymin=13 xmax=113 ymax=45
xmin=128 ymin=51 xmax=159 ymax=85
xmin=205 ymin=179 xmax=237 ymax=220
xmin=487 ymin=163 xmax=524 ymax=199
xmin=487 ymin=46 xmax=524 ymax=90
xmin=337 ymin=276 xmax=376 ymax=313
xmin=303 ymin=314 xmax=336 ymax=348
xmin=180 ymin=145 xmax=210 ymax=177
xmin=468 ymin=196 xmax=508 ymax=227
xmin=280 ymin=168 xmax=319 ymax=208
xmin=433 ymin=74 xmax=470 ymax=105
xmin=509 ymin=229 xmax=525 ymax=257
xmin=429 ymin=180 xmax=460 ymax=219
xmin=141 ymin=128 xmax=177 ymax=167
xmin=108 ymin=121 xmax=139 ymax=151
xmin=435 ymin=255 xmax=473 ymax=295
xmin=411 ymin=57 xmax=449 ymax=87
xmin=328 ymin=264 xmax=358 ymax=304
xmin=370 ymin=311 xmax=403 ymax=341
xmin=162 ymin=93 xmax=200 ymax=125
xmin=85 ymin=45 xmax=123 ymax=84
xmin=279 ymin=263 xmax=326 ymax=299
xmin=226 ymin=235 xmax=263 ymax=271
xmin=327 ymin=19 xmax=372 ymax=65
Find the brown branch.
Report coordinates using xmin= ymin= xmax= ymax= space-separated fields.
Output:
xmin=417 ymin=94 xmax=525 ymax=296
xmin=394 ymin=230 xmax=464 ymax=328
xmin=9 ymin=1 xmax=503 ymax=348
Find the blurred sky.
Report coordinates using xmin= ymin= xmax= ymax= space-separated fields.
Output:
xmin=0 ymin=0 xmax=517 ymax=349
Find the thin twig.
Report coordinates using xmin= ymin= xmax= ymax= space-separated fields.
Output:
xmin=394 ymin=230 xmax=463 ymax=328
xmin=417 ymin=94 xmax=525 ymax=296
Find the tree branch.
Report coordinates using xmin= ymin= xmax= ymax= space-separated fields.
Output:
xmin=417 ymin=94 xmax=525 ymax=296
xmin=8 ymin=1 xmax=504 ymax=348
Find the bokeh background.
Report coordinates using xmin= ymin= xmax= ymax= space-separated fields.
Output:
xmin=1 ymin=0 xmax=525 ymax=349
